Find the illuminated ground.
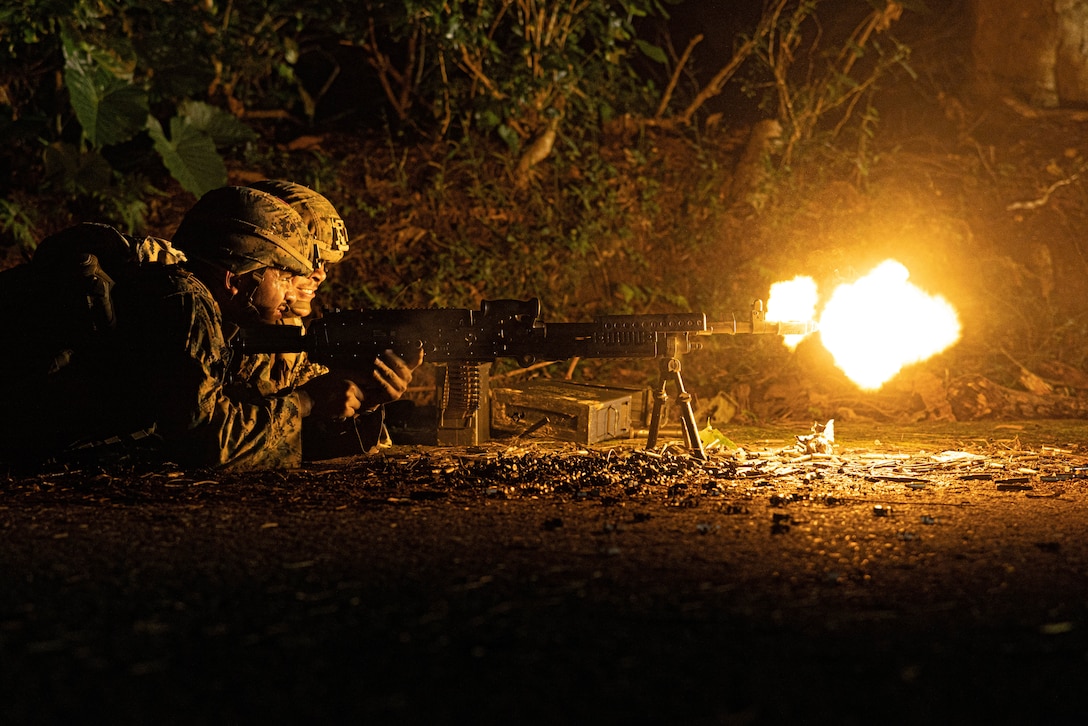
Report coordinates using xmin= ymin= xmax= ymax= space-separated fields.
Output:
xmin=2 ymin=420 xmax=1087 ymax=724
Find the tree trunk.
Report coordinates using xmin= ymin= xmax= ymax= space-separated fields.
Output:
xmin=971 ymin=0 xmax=1088 ymax=107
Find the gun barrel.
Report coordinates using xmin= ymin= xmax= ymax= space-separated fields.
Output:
xmin=705 ymin=319 xmax=818 ymax=336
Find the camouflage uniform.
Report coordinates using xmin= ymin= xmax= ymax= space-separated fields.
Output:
xmin=166 ymin=185 xmax=318 ymax=469
xmin=245 ymin=180 xmax=388 ymax=459
xmin=104 ymin=263 xmax=308 ymax=470
xmin=230 ymin=320 xmax=328 ymax=396
xmin=1 ymin=263 xmax=307 ymax=470
xmin=242 ymin=179 xmax=345 ymax=398
xmin=1 ymin=187 xmax=317 ymax=471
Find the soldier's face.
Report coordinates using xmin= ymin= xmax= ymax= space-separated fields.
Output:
xmin=251 ymin=268 xmax=297 ymax=324
xmin=288 ymin=263 xmax=328 ymax=319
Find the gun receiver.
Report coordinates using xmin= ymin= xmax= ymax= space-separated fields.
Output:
xmin=236 ymin=298 xmax=817 ymax=458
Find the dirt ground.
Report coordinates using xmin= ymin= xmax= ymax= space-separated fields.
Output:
xmin=2 ymin=419 xmax=1088 ymax=725
xmin=6 ymin=4 xmax=1088 ymax=723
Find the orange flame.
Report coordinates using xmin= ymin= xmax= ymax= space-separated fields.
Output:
xmin=818 ymin=260 xmax=961 ymax=389
xmin=766 ymin=276 xmax=818 ymax=350
xmin=766 ymin=260 xmax=961 ymax=390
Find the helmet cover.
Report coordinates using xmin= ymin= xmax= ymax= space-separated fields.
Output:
xmin=172 ymin=186 xmax=314 ymax=276
xmin=248 ymin=179 xmax=349 ymax=265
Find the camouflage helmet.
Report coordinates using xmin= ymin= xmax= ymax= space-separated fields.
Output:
xmin=248 ymin=179 xmax=349 ymax=265
xmin=172 ymin=186 xmax=314 ymax=276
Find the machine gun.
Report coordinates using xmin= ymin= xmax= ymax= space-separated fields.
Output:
xmin=236 ymin=298 xmax=816 ymax=459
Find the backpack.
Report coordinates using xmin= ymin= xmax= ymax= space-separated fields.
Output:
xmin=0 ymin=222 xmax=185 ymax=379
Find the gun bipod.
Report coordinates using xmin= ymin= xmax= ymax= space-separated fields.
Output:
xmin=645 ymin=346 xmax=708 ymax=461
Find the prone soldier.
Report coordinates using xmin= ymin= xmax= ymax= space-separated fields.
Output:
xmin=241 ymin=179 xmax=422 ymax=456
xmin=0 ymin=185 xmax=416 ymax=470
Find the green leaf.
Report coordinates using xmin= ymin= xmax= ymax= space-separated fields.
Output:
xmin=61 ymin=28 xmax=138 ymax=80
xmin=177 ymin=100 xmax=258 ymax=147
xmin=63 ymin=36 xmax=148 ymax=147
xmin=476 ymin=109 xmax=501 ymax=131
xmin=496 ymin=124 xmax=520 ymax=152
xmin=42 ymin=142 xmax=113 ymax=193
xmin=635 ymin=39 xmax=666 ymax=64
xmin=148 ymin=116 xmax=227 ymax=197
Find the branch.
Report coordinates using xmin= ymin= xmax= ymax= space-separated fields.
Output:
xmin=675 ymin=0 xmax=789 ymax=126
xmin=1006 ymin=163 xmax=1087 ymax=211
xmin=458 ymin=44 xmax=508 ymax=100
xmin=655 ymin=34 xmax=702 ymax=120
xmin=675 ymin=35 xmax=756 ymax=126
xmin=360 ymin=18 xmax=411 ymax=121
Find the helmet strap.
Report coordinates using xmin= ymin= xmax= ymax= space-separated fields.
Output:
xmin=220 ymin=268 xmax=265 ymax=325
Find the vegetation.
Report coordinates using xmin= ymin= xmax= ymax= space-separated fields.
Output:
xmin=1 ymin=0 xmax=673 ymax=234
xmin=14 ymin=2 xmax=1081 ymax=424
xmin=1 ymin=0 xmax=915 ymax=242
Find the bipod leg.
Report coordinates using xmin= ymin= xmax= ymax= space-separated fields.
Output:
xmin=667 ymin=360 xmax=707 ymax=461
xmin=646 ymin=376 xmax=669 ymax=450
xmin=645 ymin=355 xmax=707 ymax=461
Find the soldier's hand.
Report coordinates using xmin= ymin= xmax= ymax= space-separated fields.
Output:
xmin=359 ymin=348 xmax=423 ymax=407
xmin=297 ymin=375 xmax=366 ymax=419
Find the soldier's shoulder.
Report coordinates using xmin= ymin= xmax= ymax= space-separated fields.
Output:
xmin=128 ymin=262 xmax=209 ymax=296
